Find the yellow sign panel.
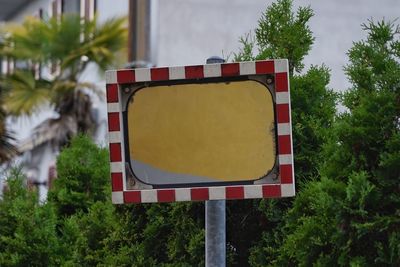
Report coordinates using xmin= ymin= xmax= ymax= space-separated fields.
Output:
xmin=127 ymin=80 xmax=275 ymax=185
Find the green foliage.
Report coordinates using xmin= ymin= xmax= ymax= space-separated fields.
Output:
xmin=2 ymin=71 xmax=51 ymax=116
xmin=276 ymin=171 xmax=399 ymax=266
xmin=48 ymin=135 xmax=110 ymax=217
xmin=2 ymin=14 xmax=126 ymax=76
xmin=277 ymin=178 xmax=346 ymax=267
xmin=235 ymin=33 xmax=257 ymax=62
xmin=0 ymin=14 xmax=127 ymax=149
xmin=0 ymin=107 xmax=16 ymax=164
xmin=119 ymin=203 xmax=205 ymax=267
xmin=0 ymin=77 xmax=17 ymax=164
xmin=235 ymin=0 xmax=314 ymax=73
xmin=58 ymin=201 xmax=120 ymax=266
xmin=275 ymin=19 xmax=400 ymax=266
xmin=2 ymin=14 xmax=126 ymax=116
xmin=226 ymin=199 xmax=272 ymax=266
xmin=0 ymin=169 xmax=60 ymax=266
xmin=49 ymin=135 xmax=205 ymax=266
xmin=290 ymin=65 xmax=337 ymax=184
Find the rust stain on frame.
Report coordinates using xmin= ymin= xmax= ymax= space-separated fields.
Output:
xmin=127 ymin=80 xmax=276 ymax=184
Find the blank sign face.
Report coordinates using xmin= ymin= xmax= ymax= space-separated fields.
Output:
xmin=127 ymin=80 xmax=276 ymax=185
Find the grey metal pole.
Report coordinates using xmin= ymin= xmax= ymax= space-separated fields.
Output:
xmin=127 ymin=0 xmax=158 ymax=68
xmin=206 ymin=199 xmax=226 ymax=267
xmin=205 ymin=56 xmax=226 ymax=267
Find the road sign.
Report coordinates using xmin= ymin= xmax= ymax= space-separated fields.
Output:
xmin=105 ymin=59 xmax=295 ymax=204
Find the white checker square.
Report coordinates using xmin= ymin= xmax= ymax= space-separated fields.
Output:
xmin=135 ymin=68 xmax=151 ymax=82
xmin=169 ymin=66 xmax=186 ymax=80
xmin=276 ymin=92 xmax=289 ymax=104
xmin=175 ymin=188 xmax=191 ymax=201
xmin=209 ymin=187 xmax=226 ymax=200
xmin=277 ymin=123 xmax=291 ymax=136
xmin=279 ymin=154 xmax=293 ymax=165
xmin=112 ymin=191 xmax=124 ymax=204
xmin=105 ymin=70 xmax=117 ymax=84
xmin=108 ymin=131 xmax=122 ymax=143
xmin=281 ymin=184 xmax=295 ymax=197
xmin=244 ymin=185 xmax=263 ymax=199
xmin=204 ymin=64 xmax=221 ymax=78
xmin=239 ymin=61 xmax=256 ymax=75
xmin=274 ymin=59 xmax=288 ymax=73
xmin=141 ymin=190 xmax=158 ymax=203
xmin=110 ymin=162 xmax=123 ymax=173
xmin=107 ymin=103 xmax=120 ymax=113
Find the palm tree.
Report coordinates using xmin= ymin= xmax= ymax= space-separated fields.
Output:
xmin=0 ymin=14 xmax=126 ymax=148
xmin=0 ymin=88 xmax=17 ymax=164
xmin=0 ymin=32 xmax=17 ymax=164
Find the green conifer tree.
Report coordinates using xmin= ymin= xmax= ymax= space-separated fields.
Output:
xmin=0 ymin=169 xmax=60 ymax=266
xmin=274 ymin=19 xmax=400 ymax=266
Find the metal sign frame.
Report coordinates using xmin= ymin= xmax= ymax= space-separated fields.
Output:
xmin=105 ymin=59 xmax=295 ymax=204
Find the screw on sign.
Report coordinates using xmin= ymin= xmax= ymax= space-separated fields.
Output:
xmin=105 ymin=59 xmax=295 ymax=204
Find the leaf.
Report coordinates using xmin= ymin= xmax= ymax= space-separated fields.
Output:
xmin=3 ymin=71 xmax=51 ymax=116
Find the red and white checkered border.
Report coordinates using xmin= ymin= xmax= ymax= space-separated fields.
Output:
xmin=105 ymin=59 xmax=295 ymax=204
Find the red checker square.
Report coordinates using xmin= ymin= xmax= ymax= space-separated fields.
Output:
xmin=276 ymin=103 xmax=290 ymax=123
xmin=280 ymin=164 xmax=293 ymax=184
xmin=107 ymin=112 xmax=120 ymax=131
xmin=157 ymin=189 xmax=176 ymax=202
xmin=185 ymin=65 xmax=204 ymax=79
xmin=109 ymin=143 xmax=122 ymax=162
xmin=106 ymin=84 xmax=119 ymax=103
xmin=262 ymin=185 xmax=281 ymax=198
xmin=278 ymin=135 xmax=292 ymax=155
xmin=226 ymin=186 xmax=244 ymax=199
xmin=151 ymin=67 xmax=169 ymax=81
xmin=111 ymin=172 xmax=123 ymax=191
xmin=124 ymin=191 xmax=141 ymax=203
xmin=191 ymin=188 xmax=209 ymax=201
xmin=256 ymin=61 xmax=274 ymax=74
xmin=117 ymin=70 xmax=135 ymax=84
xmin=221 ymin=63 xmax=240 ymax=76
xmin=275 ymin=72 xmax=289 ymax=92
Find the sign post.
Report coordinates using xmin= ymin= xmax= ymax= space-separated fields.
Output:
xmin=205 ymin=56 xmax=226 ymax=267
xmin=105 ymin=59 xmax=295 ymax=264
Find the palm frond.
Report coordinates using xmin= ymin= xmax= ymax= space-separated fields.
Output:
xmin=0 ymin=125 xmax=18 ymax=163
xmin=61 ymin=15 xmax=127 ymax=72
xmin=0 ymin=86 xmax=17 ymax=163
xmin=0 ymin=13 xmax=126 ymax=148
xmin=2 ymin=17 xmax=47 ymax=62
xmin=3 ymin=71 xmax=52 ymax=116
xmin=47 ymin=15 xmax=82 ymax=62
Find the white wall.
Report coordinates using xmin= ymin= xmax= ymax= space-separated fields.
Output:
xmin=8 ymin=0 xmax=51 ymax=22
xmin=96 ymin=0 xmax=128 ymax=22
xmin=157 ymin=0 xmax=400 ymax=92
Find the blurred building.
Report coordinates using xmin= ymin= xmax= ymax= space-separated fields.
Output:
xmin=0 ymin=0 xmax=128 ymax=200
xmin=1 ymin=0 xmax=399 ymax=199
